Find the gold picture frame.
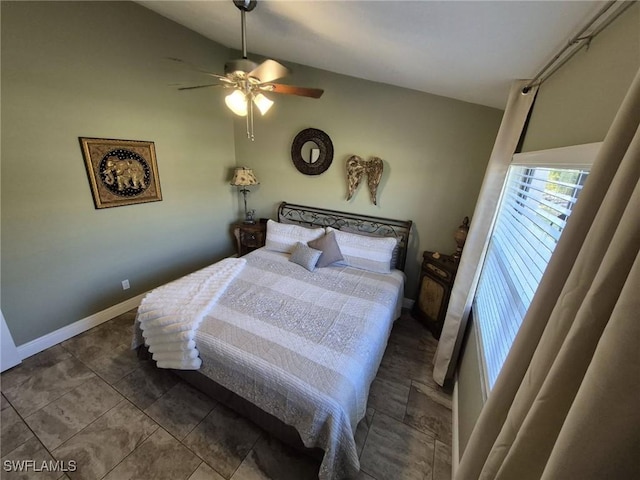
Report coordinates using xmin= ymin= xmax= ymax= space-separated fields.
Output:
xmin=79 ymin=137 xmax=162 ymax=209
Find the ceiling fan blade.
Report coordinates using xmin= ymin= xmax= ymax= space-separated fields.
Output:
xmin=177 ymin=84 xmax=222 ymax=91
xmin=249 ymin=59 xmax=290 ymax=83
xmin=165 ymin=57 xmax=227 ymax=80
xmin=266 ymin=84 xmax=324 ymax=99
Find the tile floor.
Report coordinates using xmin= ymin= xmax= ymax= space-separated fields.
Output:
xmin=1 ymin=309 xmax=452 ymax=480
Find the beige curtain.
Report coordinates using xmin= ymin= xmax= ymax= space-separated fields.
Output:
xmin=455 ymin=67 xmax=640 ymax=480
xmin=433 ymin=80 xmax=538 ymax=385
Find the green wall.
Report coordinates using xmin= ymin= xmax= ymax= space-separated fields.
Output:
xmin=1 ymin=1 xmax=237 ymax=345
xmin=1 ymin=1 xmax=503 ymax=348
xmin=232 ymin=62 xmax=503 ymax=296
xmin=456 ymin=2 xmax=640 ymax=459
xmin=522 ymin=3 xmax=640 ymax=151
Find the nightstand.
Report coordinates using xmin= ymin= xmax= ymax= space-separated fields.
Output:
xmin=232 ymin=222 xmax=266 ymax=256
xmin=413 ymin=251 xmax=459 ymax=339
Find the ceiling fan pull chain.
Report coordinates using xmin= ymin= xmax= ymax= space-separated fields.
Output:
xmin=249 ymin=98 xmax=255 ymax=141
xmin=245 ymin=101 xmax=250 ymax=140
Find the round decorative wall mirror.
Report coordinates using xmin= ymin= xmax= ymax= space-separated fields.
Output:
xmin=291 ymin=128 xmax=333 ymax=175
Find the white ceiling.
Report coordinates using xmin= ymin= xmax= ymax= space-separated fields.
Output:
xmin=138 ymin=0 xmax=608 ymax=109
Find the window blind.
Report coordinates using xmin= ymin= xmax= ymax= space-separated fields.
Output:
xmin=474 ymin=165 xmax=589 ymax=390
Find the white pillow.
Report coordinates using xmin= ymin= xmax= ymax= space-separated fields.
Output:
xmin=339 ymin=225 xmax=403 ymax=270
xmin=326 ymin=227 xmax=398 ymax=274
xmin=265 ymin=220 xmax=324 ymax=253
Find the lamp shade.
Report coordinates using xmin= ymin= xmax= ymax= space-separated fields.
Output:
xmin=252 ymin=93 xmax=274 ymax=115
xmin=230 ymin=167 xmax=259 ymax=187
xmin=225 ymin=89 xmax=248 ymax=117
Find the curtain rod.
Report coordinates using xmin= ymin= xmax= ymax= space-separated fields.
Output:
xmin=522 ymin=1 xmax=634 ymax=93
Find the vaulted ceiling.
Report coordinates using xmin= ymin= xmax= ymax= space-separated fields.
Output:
xmin=138 ymin=1 xmax=609 ymax=109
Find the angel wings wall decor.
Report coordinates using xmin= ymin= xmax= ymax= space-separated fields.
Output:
xmin=346 ymin=155 xmax=384 ymax=205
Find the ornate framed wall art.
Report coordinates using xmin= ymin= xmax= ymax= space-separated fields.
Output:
xmin=79 ymin=137 xmax=162 ymax=209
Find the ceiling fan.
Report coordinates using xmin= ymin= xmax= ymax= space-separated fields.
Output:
xmin=170 ymin=0 xmax=324 ymax=141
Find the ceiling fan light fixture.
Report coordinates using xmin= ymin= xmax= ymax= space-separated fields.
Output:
xmin=252 ymin=93 xmax=274 ymax=115
xmin=225 ymin=89 xmax=248 ymax=116
xmin=172 ymin=0 xmax=324 ymax=141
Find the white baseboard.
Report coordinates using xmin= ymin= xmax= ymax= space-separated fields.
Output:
xmin=17 ymin=293 xmax=145 ymax=360
xmin=16 ymin=295 xmax=414 ymax=360
xmin=402 ymin=297 xmax=415 ymax=310
xmin=452 ymin=373 xmax=460 ymax=477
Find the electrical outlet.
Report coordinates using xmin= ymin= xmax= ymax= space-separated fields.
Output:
xmin=121 ymin=279 xmax=130 ymax=290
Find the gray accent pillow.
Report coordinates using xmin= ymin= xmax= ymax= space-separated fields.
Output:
xmin=307 ymin=230 xmax=344 ymax=268
xmin=289 ymin=242 xmax=322 ymax=271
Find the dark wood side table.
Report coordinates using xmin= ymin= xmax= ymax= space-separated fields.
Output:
xmin=412 ymin=251 xmax=459 ymax=339
xmin=232 ymin=222 xmax=266 ymax=256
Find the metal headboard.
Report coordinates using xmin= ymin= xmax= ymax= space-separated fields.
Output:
xmin=277 ymin=202 xmax=413 ymax=271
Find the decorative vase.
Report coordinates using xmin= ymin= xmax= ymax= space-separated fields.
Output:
xmin=453 ymin=216 xmax=470 ymax=261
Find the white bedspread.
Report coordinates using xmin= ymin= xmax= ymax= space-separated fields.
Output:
xmin=195 ymin=248 xmax=404 ymax=480
xmin=134 ymin=258 xmax=246 ymax=369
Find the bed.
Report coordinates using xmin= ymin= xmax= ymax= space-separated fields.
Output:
xmin=134 ymin=202 xmax=413 ymax=480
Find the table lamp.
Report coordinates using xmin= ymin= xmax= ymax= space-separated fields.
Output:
xmin=230 ymin=167 xmax=259 ymax=223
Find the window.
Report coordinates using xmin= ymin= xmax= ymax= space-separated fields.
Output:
xmin=474 ymin=143 xmax=600 ymax=392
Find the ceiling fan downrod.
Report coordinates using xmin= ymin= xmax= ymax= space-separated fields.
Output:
xmin=241 ymin=9 xmax=247 ymax=59
xmin=234 ymin=0 xmax=257 ymax=60
xmin=232 ymin=0 xmax=258 ymax=140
